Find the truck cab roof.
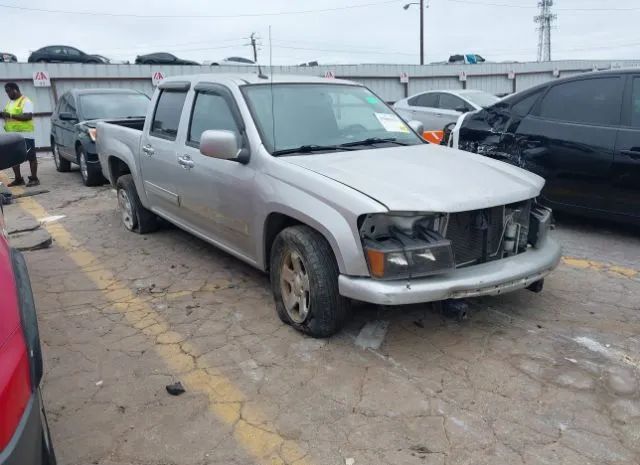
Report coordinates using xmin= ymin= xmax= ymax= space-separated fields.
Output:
xmin=159 ymin=73 xmax=358 ymax=87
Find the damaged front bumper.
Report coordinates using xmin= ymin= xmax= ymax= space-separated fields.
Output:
xmin=338 ymin=237 xmax=561 ymax=305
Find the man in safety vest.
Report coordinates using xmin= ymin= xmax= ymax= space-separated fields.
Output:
xmin=1 ymin=82 xmax=39 ymax=186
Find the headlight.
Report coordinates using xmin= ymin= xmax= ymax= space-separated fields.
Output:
xmin=528 ymin=205 xmax=552 ymax=247
xmin=87 ymin=128 xmax=97 ymax=142
xmin=360 ymin=213 xmax=455 ymax=280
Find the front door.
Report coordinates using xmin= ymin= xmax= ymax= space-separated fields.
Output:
xmin=139 ymin=88 xmax=188 ymax=219
xmin=176 ymin=85 xmax=256 ymax=261
xmin=610 ymin=75 xmax=640 ymax=218
xmin=516 ymin=76 xmax=623 ymax=212
xmin=60 ymin=94 xmax=78 ymax=158
xmin=436 ymin=93 xmax=469 ymax=128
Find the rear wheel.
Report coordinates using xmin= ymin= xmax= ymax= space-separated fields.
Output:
xmin=270 ymin=225 xmax=349 ymax=338
xmin=116 ymin=174 xmax=158 ymax=233
xmin=77 ymin=147 xmax=104 ymax=186
xmin=52 ymin=142 xmax=71 ymax=172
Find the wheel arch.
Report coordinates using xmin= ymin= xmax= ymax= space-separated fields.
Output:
xmin=261 ymin=208 xmax=366 ymax=276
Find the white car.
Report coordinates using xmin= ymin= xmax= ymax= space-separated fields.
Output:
xmin=394 ymin=89 xmax=500 ymax=131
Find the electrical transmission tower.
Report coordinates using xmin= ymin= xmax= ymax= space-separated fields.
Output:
xmin=534 ymin=0 xmax=556 ymax=62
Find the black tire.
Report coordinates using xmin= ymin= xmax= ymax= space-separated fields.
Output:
xmin=40 ymin=394 xmax=57 ymax=465
xmin=270 ymin=225 xmax=350 ymax=338
xmin=52 ymin=142 xmax=71 ymax=172
xmin=77 ymin=147 xmax=104 ymax=186
xmin=115 ymin=174 xmax=158 ymax=234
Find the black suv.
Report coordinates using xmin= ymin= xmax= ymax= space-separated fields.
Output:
xmin=28 ymin=46 xmax=104 ymax=64
xmin=452 ymin=69 xmax=640 ymax=225
xmin=50 ymin=89 xmax=150 ymax=186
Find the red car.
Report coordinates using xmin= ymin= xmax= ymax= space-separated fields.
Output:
xmin=0 ymin=134 xmax=56 ymax=465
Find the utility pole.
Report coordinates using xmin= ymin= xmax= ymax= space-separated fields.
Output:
xmin=419 ymin=0 xmax=424 ymax=65
xmin=250 ymin=32 xmax=259 ymax=63
xmin=534 ymin=0 xmax=556 ymax=62
xmin=403 ymin=1 xmax=427 ymax=65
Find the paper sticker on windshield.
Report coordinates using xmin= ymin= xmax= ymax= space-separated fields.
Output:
xmin=375 ymin=113 xmax=409 ymax=133
xmin=366 ymin=96 xmax=380 ymax=104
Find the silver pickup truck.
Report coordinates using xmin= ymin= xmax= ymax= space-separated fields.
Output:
xmin=97 ymin=74 xmax=561 ymax=337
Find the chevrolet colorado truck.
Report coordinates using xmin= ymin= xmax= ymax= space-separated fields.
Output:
xmin=97 ymin=74 xmax=561 ymax=337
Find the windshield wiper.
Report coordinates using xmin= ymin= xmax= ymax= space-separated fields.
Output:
xmin=339 ymin=137 xmax=410 ymax=147
xmin=272 ymin=144 xmax=357 ymax=156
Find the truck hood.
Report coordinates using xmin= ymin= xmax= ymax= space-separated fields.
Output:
xmin=282 ymin=144 xmax=544 ymax=212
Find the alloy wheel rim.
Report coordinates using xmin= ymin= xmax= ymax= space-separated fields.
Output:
xmin=280 ymin=250 xmax=310 ymax=324
xmin=80 ymin=151 xmax=88 ymax=180
xmin=53 ymin=145 xmax=60 ymax=168
xmin=117 ymin=189 xmax=134 ymax=230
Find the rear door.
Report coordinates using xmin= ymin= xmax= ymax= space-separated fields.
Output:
xmin=139 ymin=83 xmax=189 ymax=219
xmin=407 ymin=92 xmax=441 ymax=130
xmin=610 ymin=74 xmax=640 ymax=218
xmin=515 ymin=76 xmax=623 ymax=211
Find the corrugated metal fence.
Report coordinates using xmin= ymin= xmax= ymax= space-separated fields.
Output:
xmin=1 ymin=59 xmax=639 ymax=149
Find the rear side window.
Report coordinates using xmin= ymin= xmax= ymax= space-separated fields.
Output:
xmin=439 ymin=93 xmax=467 ymax=111
xmin=511 ymin=89 xmax=544 ymax=117
xmin=631 ymin=77 xmax=640 ymax=128
xmin=188 ymin=92 xmax=239 ymax=145
xmin=151 ymin=90 xmax=188 ymax=140
xmin=409 ymin=93 xmax=438 ymax=108
xmin=538 ymin=77 xmax=622 ymax=125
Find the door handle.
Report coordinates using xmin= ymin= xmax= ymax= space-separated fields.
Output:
xmin=620 ymin=149 xmax=640 ymax=160
xmin=142 ymin=144 xmax=155 ymax=156
xmin=177 ymin=155 xmax=195 ymax=169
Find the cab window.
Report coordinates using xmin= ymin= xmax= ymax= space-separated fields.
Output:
xmin=188 ymin=92 xmax=240 ymax=145
xmin=151 ymin=90 xmax=188 ymax=140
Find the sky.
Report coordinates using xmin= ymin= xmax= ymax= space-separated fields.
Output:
xmin=2 ymin=0 xmax=640 ymax=65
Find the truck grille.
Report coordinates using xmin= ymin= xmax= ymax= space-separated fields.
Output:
xmin=445 ymin=206 xmax=505 ymax=267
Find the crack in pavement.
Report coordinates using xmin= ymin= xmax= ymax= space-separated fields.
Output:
xmin=14 ymin=194 xmax=314 ymax=465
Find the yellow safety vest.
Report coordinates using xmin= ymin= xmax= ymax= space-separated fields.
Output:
xmin=3 ymin=96 xmax=35 ymax=133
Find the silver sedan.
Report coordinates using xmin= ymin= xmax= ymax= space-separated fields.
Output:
xmin=394 ymin=89 xmax=500 ymax=132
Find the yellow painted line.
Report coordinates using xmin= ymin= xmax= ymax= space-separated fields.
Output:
xmin=4 ymin=187 xmax=312 ymax=465
xmin=562 ymin=256 xmax=638 ymax=279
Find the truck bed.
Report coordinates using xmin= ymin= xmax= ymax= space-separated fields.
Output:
xmin=96 ymin=119 xmax=145 ymax=185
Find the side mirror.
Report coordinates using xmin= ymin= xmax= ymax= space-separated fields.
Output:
xmin=59 ymin=112 xmax=77 ymax=121
xmin=408 ymin=120 xmax=424 ymax=135
xmin=455 ymin=106 xmax=469 ymax=114
xmin=200 ymin=130 xmax=240 ymax=160
xmin=0 ymin=134 xmax=27 ymax=170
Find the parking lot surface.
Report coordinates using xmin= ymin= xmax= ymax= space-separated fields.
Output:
xmin=3 ymin=158 xmax=640 ymax=465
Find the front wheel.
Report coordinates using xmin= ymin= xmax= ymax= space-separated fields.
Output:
xmin=77 ymin=148 xmax=104 ymax=186
xmin=115 ymin=174 xmax=158 ymax=233
xmin=270 ymin=225 xmax=350 ymax=338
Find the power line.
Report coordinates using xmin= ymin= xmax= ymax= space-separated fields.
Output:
xmin=271 ymin=44 xmax=417 ymax=57
xmin=447 ymin=0 xmax=640 ymax=11
xmin=0 ymin=0 xmax=403 ymax=19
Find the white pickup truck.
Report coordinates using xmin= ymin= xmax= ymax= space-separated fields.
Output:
xmin=97 ymin=74 xmax=561 ymax=337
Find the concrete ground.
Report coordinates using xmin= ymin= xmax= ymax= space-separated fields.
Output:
xmin=2 ymin=158 xmax=639 ymax=465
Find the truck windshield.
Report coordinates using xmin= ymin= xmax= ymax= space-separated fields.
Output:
xmin=242 ymin=83 xmax=423 ymax=154
xmin=79 ymin=93 xmax=150 ymax=121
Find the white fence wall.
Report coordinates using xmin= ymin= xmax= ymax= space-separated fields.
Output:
xmin=1 ymin=59 xmax=639 ymax=148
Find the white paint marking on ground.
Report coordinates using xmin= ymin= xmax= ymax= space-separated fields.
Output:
xmin=573 ymin=336 xmax=640 ymax=369
xmin=39 ymin=214 xmax=66 ymax=224
xmin=564 ymin=357 xmax=578 ymax=364
xmin=355 ymin=320 xmax=390 ymax=350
